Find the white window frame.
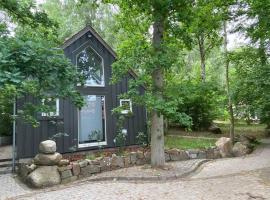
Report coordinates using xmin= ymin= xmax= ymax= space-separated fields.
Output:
xmin=120 ymin=99 xmax=132 ymax=114
xmin=78 ymin=95 xmax=107 ymax=148
xmin=41 ymin=98 xmax=60 ymax=117
xmin=75 ymin=45 xmax=105 ymax=87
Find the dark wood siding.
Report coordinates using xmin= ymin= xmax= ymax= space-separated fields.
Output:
xmin=16 ymin=30 xmax=147 ymax=158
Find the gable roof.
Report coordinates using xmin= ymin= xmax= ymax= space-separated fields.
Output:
xmin=62 ymin=26 xmax=139 ymax=79
xmin=62 ymin=26 xmax=117 ymax=58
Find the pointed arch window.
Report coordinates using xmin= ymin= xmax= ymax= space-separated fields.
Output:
xmin=76 ymin=46 xmax=105 ymax=87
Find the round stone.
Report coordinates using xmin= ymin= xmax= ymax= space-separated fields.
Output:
xmin=34 ymin=153 xmax=62 ymax=166
xmin=39 ymin=140 xmax=57 ymax=154
xmin=26 ymin=166 xmax=61 ymax=188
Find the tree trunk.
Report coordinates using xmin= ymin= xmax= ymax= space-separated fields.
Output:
xmin=164 ymin=118 xmax=169 ymax=135
xmin=223 ymin=21 xmax=235 ymax=143
xmin=150 ymin=18 xmax=165 ymax=168
xmin=198 ymin=34 xmax=206 ymax=82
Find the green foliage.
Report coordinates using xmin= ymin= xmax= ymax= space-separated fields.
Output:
xmin=236 ymin=0 xmax=270 ymax=57
xmin=0 ymin=0 xmax=58 ymax=37
xmin=166 ymin=79 xmax=225 ymax=130
xmin=0 ymin=101 xmax=12 ymax=136
xmin=112 ymin=106 xmax=131 ymax=153
xmin=136 ymin=132 xmax=148 ymax=148
xmin=42 ymin=0 xmax=117 ymax=47
xmin=231 ymin=47 xmax=270 ymax=125
xmin=85 ymin=154 xmax=96 ymax=160
xmin=0 ymin=28 xmax=84 ymax=126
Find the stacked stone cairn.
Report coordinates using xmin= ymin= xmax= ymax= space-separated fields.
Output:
xmin=20 ymin=140 xmax=69 ymax=188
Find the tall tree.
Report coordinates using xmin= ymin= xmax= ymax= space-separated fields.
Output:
xmin=189 ymin=0 xmax=223 ymax=82
xmin=223 ymin=21 xmax=235 ymax=143
xmin=109 ymin=0 xmax=192 ymax=167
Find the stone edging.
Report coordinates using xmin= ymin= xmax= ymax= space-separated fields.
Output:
xmin=57 ymin=147 xmax=221 ymax=184
xmin=84 ymin=159 xmax=211 ymax=182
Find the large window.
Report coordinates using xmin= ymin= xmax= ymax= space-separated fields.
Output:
xmin=78 ymin=95 xmax=106 ymax=147
xmin=76 ymin=47 xmax=104 ymax=87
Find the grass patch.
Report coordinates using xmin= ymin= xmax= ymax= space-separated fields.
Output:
xmin=217 ymin=122 xmax=266 ymax=138
xmin=165 ymin=136 xmax=216 ymax=150
xmin=168 ymin=122 xmax=266 ymax=139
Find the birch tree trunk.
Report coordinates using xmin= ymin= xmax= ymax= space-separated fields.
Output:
xmin=150 ymin=18 xmax=165 ymax=167
xmin=223 ymin=21 xmax=235 ymax=143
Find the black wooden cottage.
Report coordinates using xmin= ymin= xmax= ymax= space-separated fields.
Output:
xmin=16 ymin=26 xmax=147 ymax=158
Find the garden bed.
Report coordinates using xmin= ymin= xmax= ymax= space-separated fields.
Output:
xmin=62 ymin=136 xmax=217 ymax=162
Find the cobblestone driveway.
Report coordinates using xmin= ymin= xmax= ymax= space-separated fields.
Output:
xmin=1 ymin=139 xmax=270 ymax=200
xmin=9 ymin=169 xmax=270 ymax=200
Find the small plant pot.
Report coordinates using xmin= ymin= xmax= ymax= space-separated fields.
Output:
xmin=0 ymin=136 xmax=12 ymax=146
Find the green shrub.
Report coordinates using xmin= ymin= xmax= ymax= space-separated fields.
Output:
xmin=166 ymin=81 xmax=225 ymax=130
xmin=0 ymin=102 xmax=12 ymax=136
xmin=136 ymin=131 xmax=148 ymax=147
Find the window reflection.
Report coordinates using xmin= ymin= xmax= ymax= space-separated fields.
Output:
xmin=77 ymin=47 xmax=104 ymax=86
xmin=79 ymin=95 xmax=106 ymax=144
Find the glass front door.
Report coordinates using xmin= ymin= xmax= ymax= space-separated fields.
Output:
xmin=78 ymin=95 xmax=106 ymax=147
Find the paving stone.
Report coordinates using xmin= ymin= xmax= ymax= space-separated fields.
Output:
xmin=61 ymin=176 xmax=78 ymax=184
xmin=99 ymin=157 xmax=111 ymax=171
xmin=87 ymin=159 xmax=100 ymax=165
xmin=186 ymin=150 xmax=200 ymax=159
xmin=206 ymin=148 xmax=221 ymax=159
xmin=72 ymin=162 xmax=81 ymax=176
xmin=111 ymin=155 xmax=124 ymax=169
xmin=136 ymin=158 xmax=146 ymax=165
xmin=129 ymin=152 xmax=137 ymax=165
xmin=136 ymin=151 xmax=144 ymax=159
xmin=168 ymin=149 xmax=189 ymax=161
xmin=80 ymin=164 xmax=101 ymax=176
xmin=123 ymin=156 xmax=131 ymax=167
xmin=60 ymin=169 xmax=72 ymax=179
xmin=164 ymin=151 xmax=171 ymax=162
xmin=144 ymin=151 xmax=151 ymax=163
xmin=79 ymin=160 xmax=88 ymax=168
xmin=58 ymin=165 xmax=72 ymax=172
xmin=198 ymin=151 xmax=206 ymax=159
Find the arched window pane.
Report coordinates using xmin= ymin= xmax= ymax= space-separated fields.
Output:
xmin=77 ymin=47 xmax=104 ymax=86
